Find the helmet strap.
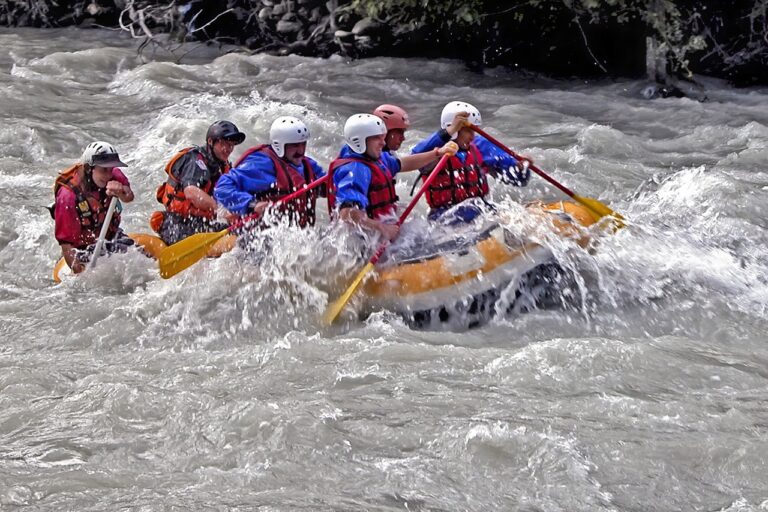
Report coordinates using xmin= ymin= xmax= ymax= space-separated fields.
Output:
xmin=206 ymin=138 xmax=226 ymax=164
xmin=83 ymin=165 xmax=97 ymax=190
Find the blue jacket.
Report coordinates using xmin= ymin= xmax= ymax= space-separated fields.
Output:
xmin=331 ymin=144 xmax=402 ymax=211
xmin=411 ymin=130 xmax=520 ymax=178
xmin=214 ymin=149 xmax=325 ymax=215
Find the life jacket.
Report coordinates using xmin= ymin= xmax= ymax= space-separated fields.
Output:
xmin=155 ymin=146 xmax=230 ymax=219
xmin=423 ymin=142 xmax=489 ymax=210
xmin=53 ymin=163 xmax=120 ymax=248
xmin=327 ymin=156 xmax=399 ymax=220
xmin=233 ymin=144 xmax=318 ymax=227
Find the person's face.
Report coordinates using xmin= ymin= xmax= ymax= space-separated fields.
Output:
xmin=455 ymin=127 xmax=474 ymax=151
xmin=91 ymin=165 xmax=113 ymax=188
xmin=211 ymin=137 xmax=237 ymax=162
xmin=283 ymin=142 xmax=307 ymax=166
xmin=385 ymin=129 xmax=406 ymax=151
xmin=365 ymin=134 xmax=386 ymax=159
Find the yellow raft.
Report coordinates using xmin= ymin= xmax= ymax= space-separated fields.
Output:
xmin=53 ymin=232 xmax=236 ymax=283
xmin=362 ymin=201 xmax=600 ymax=328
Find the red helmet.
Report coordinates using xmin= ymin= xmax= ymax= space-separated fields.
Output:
xmin=373 ymin=104 xmax=410 ymax=131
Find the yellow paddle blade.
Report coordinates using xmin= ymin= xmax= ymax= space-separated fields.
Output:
xmin=573 ymin=194 xmax=626 ymax=230
xmin=53 ymin=257 xmax=68 ymax=283
xmin=323 ymin=261 xmax=375 ymax=325
xmin=158 ymin=229 xmax=229 ymax=279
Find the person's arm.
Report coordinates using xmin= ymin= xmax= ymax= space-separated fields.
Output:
xmin=183 ymin=185 xmax=217 ymax=212
xmin=475 ymin=136 xmax=518 ymax=171
xmin=54 ymin=189 xmax=84 ymax=270
xmin=333 ymin=162 xmax=371 ymax=213
xmin=60 ymin=243 xmax=85 ymax=274
xmin=308 ymin=157 xmax=326 ymax=179
xmin=410 ymin=130 xmax=451 ymax=154
xmin=106 ymin=181 xmax=133 ymax=202
xmin=410 ymin=112 xmax=470 ymax=154
xmin=332 ymin=162 xmax=398 ymax=239
xmin=107 ymin=169 xmax=134 ymax=202
xmin=213 ymin=172 xmax=252 ymax=215
xmin=170 ymin=152 xmax=217 ymax=214
xmin=399 ymin=141 xmax=458 ymax=172
xmin=215 ymin=153 xmax=283 ymax=215
xmin=474 ymin=137 xmax=529 ymax=185
xmin=308 ymin=157 xmax=328 ymax=197
xmin=339 ymin=206 xmax=399 ymax=241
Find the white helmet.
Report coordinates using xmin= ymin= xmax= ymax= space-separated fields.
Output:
xmin=343 ymin=113 xmax=386 ymax=154
xmin=440 ymin=101 xmax=482 ymax=140
xmin=270 ymin=116 xmax=310 ymax=158
xmin=81 ymin=141 xmax=127 ymax=167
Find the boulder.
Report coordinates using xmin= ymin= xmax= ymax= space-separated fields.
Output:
xmin=333 ymin=30 xmax=355 ymax=43
xmin=277 ymin=19 xmax=302 ymax=34
xmin=351 ymin=17 xmax=384 ymax=36
xmin=272 ymin=2 xmax=288 ymax=17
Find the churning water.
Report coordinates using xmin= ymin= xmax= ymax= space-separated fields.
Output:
xmin=1 ymin=27 xmax=767 ymax=511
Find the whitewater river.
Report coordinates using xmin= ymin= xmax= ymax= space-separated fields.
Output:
xmin=1 ymin=27 xmax=767 ymax=511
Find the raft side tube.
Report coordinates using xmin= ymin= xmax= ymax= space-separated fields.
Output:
xmin=363 ymin=200 xmax=600 ymax=321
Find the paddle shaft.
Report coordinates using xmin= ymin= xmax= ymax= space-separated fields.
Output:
xmin=470 ymin=124 xmax=577 ymax=199
xmin=227 ymin=173 xmax=330 ymax=232
xmin=471 ymin=123 xmax=625 ymax=227
xmin=89 ymin=196 xmax=118 ymax=270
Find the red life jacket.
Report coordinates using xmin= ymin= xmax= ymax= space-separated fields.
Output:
xmin=423 ymin=142 xmax=489 ymax=210
xmin=233 ymin=144 xmax=318 ymax=227
xmin=155 ymin=146 xmax=230 ymax=219
xmin=327 ymin=156 xmax=399 ymax=220
xmin=53 ymin=163 xmax=120 ymax=249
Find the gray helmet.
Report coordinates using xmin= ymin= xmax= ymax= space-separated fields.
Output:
xmin=206 ymin=120 xmax=245 ymax=145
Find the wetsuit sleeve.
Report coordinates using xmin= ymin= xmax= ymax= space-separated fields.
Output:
xmin=308 ymin=157 xmax=326 ymax=179
xmin=54 ymin=188 xmax=82 ymax=246
xmin=214 ymin=172 xmax=252 ymax=215
xmin=174 ymin=152 xmax=212 ymax=189
xmin=381 ymin=152 xmax=402 ymax=177
xmin=308 ymin=157 xmax=328 ymax=197
xmin=475 ymin=136 xmax=519 ymax=173
xmin=411 ymin=130 xmax=451 ymax=154
xmin=333 ymin=162 xmax=371 ymax=211
xmin=214 ymin=153 xmax=281 ymax=215
xmin=111 ymin=168 xmax=131 ymax=187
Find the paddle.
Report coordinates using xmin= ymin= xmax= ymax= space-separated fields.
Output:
xmin=470 ymin=124 xmax=625 ymax=227
xmin=158 ymin=173 xmax=330 ymax=279
xmin=89 ymin=196 xmax=119 ymax=270
xmin=323 ymin=154 xmax=452 ymax=325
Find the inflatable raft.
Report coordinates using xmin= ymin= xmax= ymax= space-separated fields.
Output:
xmin=362 ymin=201 xmax=600 ymax=328
xmin=53 ymin=232 xmax=235 ymax=282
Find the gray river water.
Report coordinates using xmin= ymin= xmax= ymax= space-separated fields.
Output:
xmin=1 ymin=28 xmax=767 ymax=511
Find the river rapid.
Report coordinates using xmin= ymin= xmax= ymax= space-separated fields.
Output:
xmin=1 ymin=28 xmax=767 ymax=511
